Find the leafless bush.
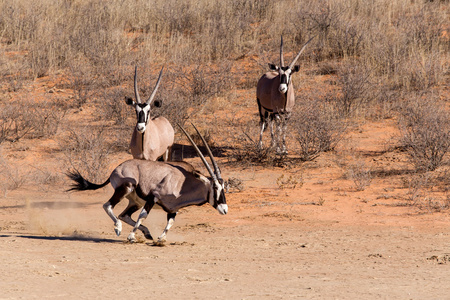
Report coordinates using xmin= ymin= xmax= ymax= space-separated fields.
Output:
xmin=326 ymin=61 xmax=374 ymax=117
xmin=66 ymin=58 xmax=96 ymax=108
xmin=398 ymin=95 xmax=450 ymax=171
xmin=291 ymin=99 xmax=344 ymax=161
xmin=347 ymin=160 xmax=372 ymax=191
xmin=151 ymin=63 xmax=234 ymax=129
xmin=225 ymin=177 xmax=244 ymax=193
xmin=0 ymin=148 xmax=28 ymax=196
xmin=0 ymin=100 xmax=65 ymax=143
xmin=402 ymin=172 xmax=450 ymax=212
xmin=60 ymin=126 xmax=112 ymax=182
xmin=0 ymin=104 xmax=34 ymax=143
xmin=228 ymin=121 xmax=289 ymax=167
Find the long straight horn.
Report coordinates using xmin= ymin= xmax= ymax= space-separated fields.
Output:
xmin=134 ymin=65 xmax=142 ymax=104
xmin=146 ymin=66 xmax=164 ymax=104
xmin=191 ymin=123 xmax=222 ymax=179
xmin=280 ymin=35 xmax=284 ymax=67
xmin=178 ymin=124 xmax=217 ymax=181
xmin=288 ymin=36 xmax=316 ymax=70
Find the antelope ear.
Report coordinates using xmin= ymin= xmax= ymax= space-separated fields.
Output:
xmin=125 ymin=97 xmax=135 ymax=106
xmin=153 ymin=99 xmax=163 ymax=108
xmin=268 ymin=63 xmax=278 ymax=71
xmin=292 ymin=65 xmax=300 ymax=73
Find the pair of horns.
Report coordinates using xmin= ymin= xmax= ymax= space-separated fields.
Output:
xmin=178 ymin=123 xmax=222 ymax=182
xmin=134 ymin=65 xmax=164 ymax=104
xmin=279 ymin=35 xmax=316 ymax=69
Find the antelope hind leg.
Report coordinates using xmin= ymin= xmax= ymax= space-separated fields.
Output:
xmin=119 ymin=204 xmax=153 ymax=240
xmin=127 ymin=196 xmax=155 ymax=243
xmin=156 ymin=212 xmax=177 ymax=244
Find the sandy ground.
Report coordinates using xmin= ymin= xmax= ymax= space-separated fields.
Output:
xmin=1 ymin=150 xmax=449 ymax=299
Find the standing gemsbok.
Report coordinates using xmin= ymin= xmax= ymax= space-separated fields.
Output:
xmin=256 ymin=36 xmax=315 ymax=154
xmin=126 ymin=65 xmax=174 ymax=161
xmin=67 ymin=124 xmax=228 ymax=243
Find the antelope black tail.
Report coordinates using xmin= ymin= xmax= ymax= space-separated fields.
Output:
xmin=66 ymin=170 xmax=110 ymax=192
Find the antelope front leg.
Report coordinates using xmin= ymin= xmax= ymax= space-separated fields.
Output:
xmin=103 ymin=202 xmax=122 ymax=236
xmin=103 ymin=184 xmax=133 ymax=237
xmin=280 ymin=116 xmax=289 ymax=154
xmin=258 ymin=121 xmax=266 ymax=149
xmin=162 ymin=146 xmax=172 ymax=162
xmin=273 ymin=115 xmax=283 ymax=152
xmin=269 ymin=118 xmax=276 ymax=149
xmin=157 ymin=212 xmax=177 ymax=244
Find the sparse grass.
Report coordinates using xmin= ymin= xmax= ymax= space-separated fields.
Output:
xmin=276 ymin=174 xmax=303 ymax=190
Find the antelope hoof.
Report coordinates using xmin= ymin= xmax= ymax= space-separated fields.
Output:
xmin=154 ymin=238 xmax=166 ymax=247
xmin=276 ymin=147 xmax=288 ymax=155
xmin=114 ymin=221 xmax=122 ymax=236
xmin=143 ymin=230 xmax=153 ymax=240
xmin=157 ymin=235 xmax=167 ymax=244
xmin=127 ymin=232 xmax=137 ymax=243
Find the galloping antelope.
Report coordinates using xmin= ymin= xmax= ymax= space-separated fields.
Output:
xmin=126 ymin=66 xmax=174 ymax=161
xmin=256 ymin=36 xmax=315 ymax=154
xmin=67 ymin=124 xmax=228 ymax=243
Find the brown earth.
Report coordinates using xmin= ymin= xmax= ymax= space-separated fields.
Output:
xmin=1 ymin=71 xmax=450 ymax=299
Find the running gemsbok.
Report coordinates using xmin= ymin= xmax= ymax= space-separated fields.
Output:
xmin=67 ymin=124 xmax=228 ymax=243
xmin=126 ymin=66 xmax=174 ymax=161
xmin=256 ymin=36 xmax=315 ymax=154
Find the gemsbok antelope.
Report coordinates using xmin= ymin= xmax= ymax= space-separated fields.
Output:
xmin=126 ymin=65 xmax=174 ymax=161
xmin=256 ymin=36 xmax=315 ymax=154
xmin=67 ymin=124 xmax=228 ymax=243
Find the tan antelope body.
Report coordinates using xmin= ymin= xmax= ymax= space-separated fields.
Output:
xmin=129 ymin=117 xmax=174 ymax=161
xmin=67 ymin=124 xmax=227 ymax=243
xmin=257 ymin=36 xmax=314 ymax=153
xmin=127 ymin=66 xmax=174 ymax=161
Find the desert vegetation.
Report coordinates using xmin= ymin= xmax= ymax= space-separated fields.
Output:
xmin=0 ymin=0 xmax=449 ymax=211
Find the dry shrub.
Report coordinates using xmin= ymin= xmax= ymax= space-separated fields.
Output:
xmin=398 ymin=95 xmax=450 ymax=171
xmin=0 ymin=99 xmax=66 ymax=143
xmin=225 ymin=177 xmax=244 ymax=193
xmin=277 ymin=174 xmax=303 ymax=190
xmin=61 ymin=126 xmax=112 ymax=182
xmin=152 ymin=63 xmax=234 ymax=128
xmin=0 ymin=150 xmax=28 ymax=197
xmin=292 ymin=98 xmax=344 ymax=161
xmin=228 ymin=120 xmax=289 ymax=167
xmin=402 ymin=172 xmax=450 ymax=212
xmin=347 ymin=160 xmax=372 ymax=191
xmin=326 ymin=60 xmax=374 ymax=117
